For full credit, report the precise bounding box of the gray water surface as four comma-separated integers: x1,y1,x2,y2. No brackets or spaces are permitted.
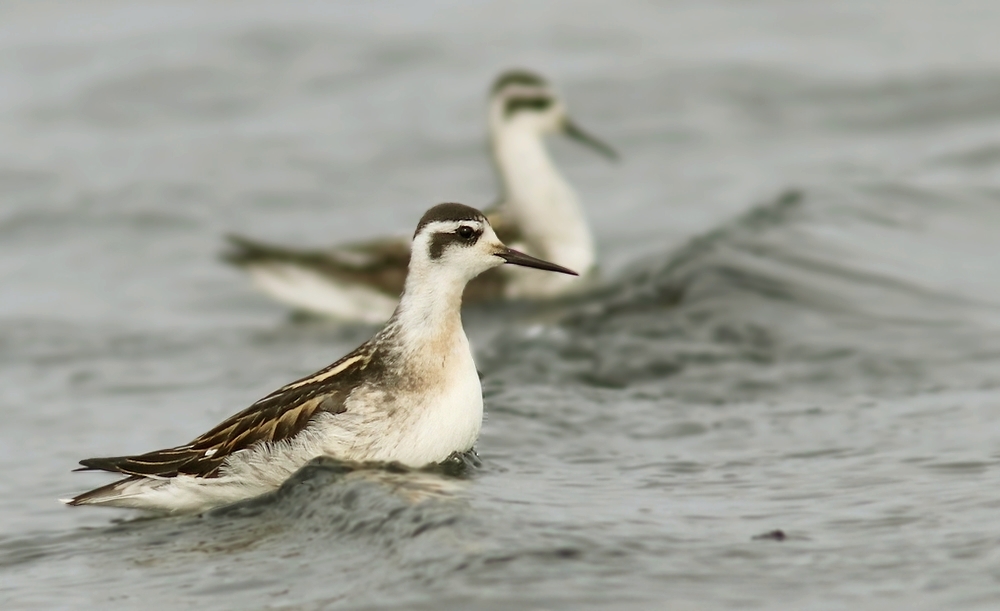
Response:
2,2,1000,609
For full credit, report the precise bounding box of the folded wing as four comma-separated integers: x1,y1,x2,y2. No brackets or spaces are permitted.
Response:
77,345,375,479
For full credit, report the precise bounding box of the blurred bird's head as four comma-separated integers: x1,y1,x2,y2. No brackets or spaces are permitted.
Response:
488,69,617,160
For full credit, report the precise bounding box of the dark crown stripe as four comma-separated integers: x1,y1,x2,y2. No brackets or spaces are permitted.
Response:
491,69,548,94
414,203,486,237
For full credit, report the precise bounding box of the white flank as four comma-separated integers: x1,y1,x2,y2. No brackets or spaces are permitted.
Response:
247,264,397,323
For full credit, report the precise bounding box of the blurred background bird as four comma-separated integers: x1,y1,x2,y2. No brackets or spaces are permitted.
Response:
223,69,616,322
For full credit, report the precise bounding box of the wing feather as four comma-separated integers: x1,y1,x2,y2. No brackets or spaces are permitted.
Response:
76,344,377,479
223,234,410,297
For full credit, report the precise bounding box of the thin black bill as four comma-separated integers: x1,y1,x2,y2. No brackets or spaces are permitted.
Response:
563,119,618,160
495,247,579,276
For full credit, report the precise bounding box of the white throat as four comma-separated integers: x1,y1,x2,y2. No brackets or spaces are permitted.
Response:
388,262,469,357
492,126,595,276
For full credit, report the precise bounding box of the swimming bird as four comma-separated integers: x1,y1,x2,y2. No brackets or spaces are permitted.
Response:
223,69,615,322
65,203,577,513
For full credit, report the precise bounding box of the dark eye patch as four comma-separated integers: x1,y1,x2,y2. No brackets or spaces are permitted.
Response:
504,96,553,117
428,226,482,259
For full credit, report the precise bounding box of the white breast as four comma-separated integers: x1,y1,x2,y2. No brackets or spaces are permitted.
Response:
389,342,483,466
314,331,484,467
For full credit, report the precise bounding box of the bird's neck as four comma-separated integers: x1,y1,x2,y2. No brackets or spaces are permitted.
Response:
382,267,470,367
491,128,595,274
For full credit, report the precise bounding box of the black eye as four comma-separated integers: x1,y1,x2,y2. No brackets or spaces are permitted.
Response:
456,226,475,240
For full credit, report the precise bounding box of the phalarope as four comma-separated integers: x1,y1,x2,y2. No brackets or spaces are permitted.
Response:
224,69,615,323
65,203,576,513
